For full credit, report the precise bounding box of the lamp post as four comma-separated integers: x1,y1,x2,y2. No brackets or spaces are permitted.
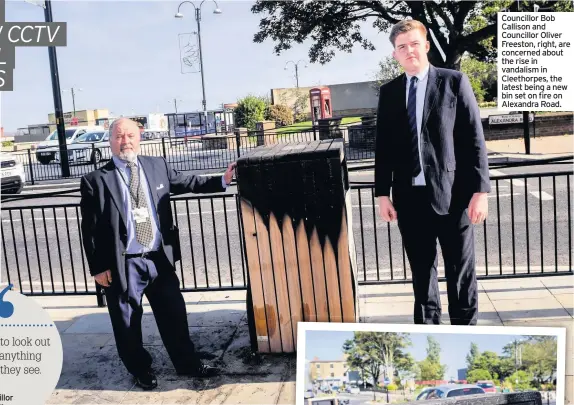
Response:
62,87,82,118
175,1,222,135
284,60,307,88
26,0,70,177
169,98,184,114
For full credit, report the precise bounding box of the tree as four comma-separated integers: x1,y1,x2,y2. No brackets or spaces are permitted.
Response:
343,332,413,397
507,370,534,391
467,369,493,383
252,1,573,70
466,343,480,369
521,336,558,385
373,56,404,95
460,56,497,102
235,95,268,130
416,337,447,381
267,104,294,126
343,339,370,389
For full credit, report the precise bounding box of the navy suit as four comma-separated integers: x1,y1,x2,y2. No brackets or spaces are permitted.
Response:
375,65,490,325
80,156,225,376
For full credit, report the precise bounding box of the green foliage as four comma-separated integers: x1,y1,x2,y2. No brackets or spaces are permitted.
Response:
507,370,534,391
235,95,268,130
373,56,404,94
386,383,398,391
267,104,294,126
467,369,493,383
252,1,572,70
466,343,480,368
343,332,413,388
417,358,445,381
1,141,14,147
415,337,447,381
461,56,497,102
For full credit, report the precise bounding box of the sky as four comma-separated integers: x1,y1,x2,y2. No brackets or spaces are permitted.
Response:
1,0,395,132
304,330,535,380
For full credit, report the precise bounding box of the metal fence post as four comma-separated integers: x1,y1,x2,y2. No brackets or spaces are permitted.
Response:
161,137,167,158
235,130,241,158
313,125,318,141
27,149,35,185
92,143,97,171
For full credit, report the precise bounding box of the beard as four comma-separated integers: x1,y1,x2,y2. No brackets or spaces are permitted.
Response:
118,149,137,162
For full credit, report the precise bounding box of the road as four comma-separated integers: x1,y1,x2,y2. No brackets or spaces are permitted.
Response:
1,163,571,294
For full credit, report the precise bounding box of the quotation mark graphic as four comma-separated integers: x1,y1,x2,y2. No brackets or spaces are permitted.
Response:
0,284,15,318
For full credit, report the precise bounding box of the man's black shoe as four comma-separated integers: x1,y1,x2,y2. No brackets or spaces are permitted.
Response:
134,371,158,390
178,363,221,378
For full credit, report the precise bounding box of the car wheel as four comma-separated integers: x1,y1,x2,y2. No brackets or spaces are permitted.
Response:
38,156,52,165
91,149,102,164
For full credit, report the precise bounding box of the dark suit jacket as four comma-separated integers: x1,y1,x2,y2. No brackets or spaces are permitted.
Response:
80,156,225,293
374,65,491,215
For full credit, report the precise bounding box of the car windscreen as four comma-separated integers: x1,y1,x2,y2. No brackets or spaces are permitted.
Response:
477,383,494,388
75,132,104,142
447,388,484,397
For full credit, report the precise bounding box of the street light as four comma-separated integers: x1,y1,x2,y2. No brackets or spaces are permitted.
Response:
175,0,222,135
169,98,184,114
284,60,307,88
62,87,82,118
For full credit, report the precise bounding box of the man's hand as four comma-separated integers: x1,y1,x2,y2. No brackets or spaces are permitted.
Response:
94,270,112,287
378,196,397,222
224,162,236,186
468,192,488,224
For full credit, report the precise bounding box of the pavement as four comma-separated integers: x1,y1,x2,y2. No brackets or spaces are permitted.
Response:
22,274,573,405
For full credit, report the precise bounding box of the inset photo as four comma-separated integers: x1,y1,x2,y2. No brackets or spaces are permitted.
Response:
296,323,566,405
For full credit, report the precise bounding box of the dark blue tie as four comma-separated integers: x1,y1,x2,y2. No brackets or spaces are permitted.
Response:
407,76,422,177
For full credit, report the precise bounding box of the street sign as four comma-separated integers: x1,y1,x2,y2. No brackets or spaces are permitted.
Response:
489,113,534,125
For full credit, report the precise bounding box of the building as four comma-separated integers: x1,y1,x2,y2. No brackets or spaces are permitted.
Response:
48,109,110,132
309,356,350,389
270,81,379,119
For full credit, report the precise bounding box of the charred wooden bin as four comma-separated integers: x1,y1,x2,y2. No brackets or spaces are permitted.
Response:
406,391,542,405
236,139,359,354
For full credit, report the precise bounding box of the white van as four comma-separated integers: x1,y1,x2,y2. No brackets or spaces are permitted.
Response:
36,126,104,165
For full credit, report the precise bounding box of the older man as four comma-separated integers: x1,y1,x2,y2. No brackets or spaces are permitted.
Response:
80,118,235,389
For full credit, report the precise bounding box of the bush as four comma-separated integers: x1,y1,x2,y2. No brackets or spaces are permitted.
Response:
294,112,308,123
2,140,14,147
386,383,398,391
235,95,268,130
267,104,294,127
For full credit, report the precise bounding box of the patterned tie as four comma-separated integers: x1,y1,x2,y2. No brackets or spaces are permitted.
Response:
126,161,154,248
407,76,422,177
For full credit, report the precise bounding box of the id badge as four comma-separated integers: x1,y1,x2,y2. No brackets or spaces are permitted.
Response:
133,207,149,224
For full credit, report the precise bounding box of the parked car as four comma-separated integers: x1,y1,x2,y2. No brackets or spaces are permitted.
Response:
1,153,26,194
55,130,110,164
417,384,485,400
304,390,314,399
476,380,497,393
349,387,360,394
35,126,104,164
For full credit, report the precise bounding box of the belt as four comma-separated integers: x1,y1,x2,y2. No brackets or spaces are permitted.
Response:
124,250,160,260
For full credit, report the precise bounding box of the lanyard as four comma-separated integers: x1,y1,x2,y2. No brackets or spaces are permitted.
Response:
116,161,143,207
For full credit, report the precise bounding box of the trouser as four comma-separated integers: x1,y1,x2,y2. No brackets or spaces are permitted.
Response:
104,251,200,377
396,188,478,325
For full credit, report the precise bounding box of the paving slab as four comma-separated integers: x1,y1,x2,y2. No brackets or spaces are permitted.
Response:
492,297,572,322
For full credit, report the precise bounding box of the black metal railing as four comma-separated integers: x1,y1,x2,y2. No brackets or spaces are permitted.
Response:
2,167,572,307
7,124,367,184
353,170,573,283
